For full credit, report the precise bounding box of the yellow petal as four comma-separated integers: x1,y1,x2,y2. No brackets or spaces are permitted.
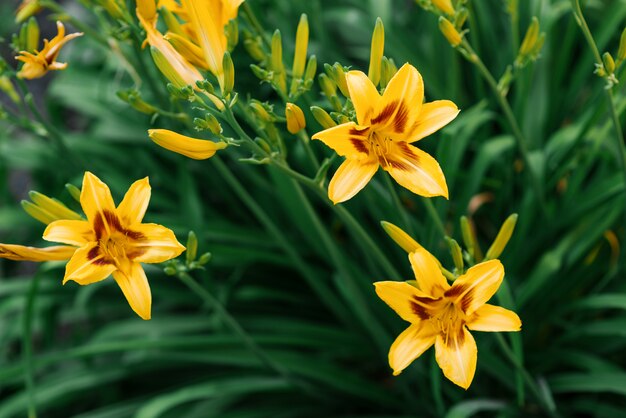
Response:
149,129,227,160
0,244,75,261
126,223,186,263
408,100,459,143
389,323,437,376
117,177,151,225
165,32,209,70
43,220,94,246
221,0,244,24
345,70,380,125
180,0,226,78
467,304,522,332
372,63,424,140
447,260,504,315
409,247,449,297
435,327,477,389
80,172,117,228
328,158,378,204
384,142,448,198
312,122,371,159
374,281,436,323
63,243,116,285
113,262,152,320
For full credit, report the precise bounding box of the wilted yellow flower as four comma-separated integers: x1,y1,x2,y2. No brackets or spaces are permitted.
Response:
16,21,83,79
312,63,459,203
41,172,185,320
285,103,306,134
375,247,521,389
149,129,227,159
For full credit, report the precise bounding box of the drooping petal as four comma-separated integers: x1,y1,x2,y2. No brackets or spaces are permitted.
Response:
0,244,75,261
446,260,504,315
467,304,522,332
63,243,116,285
328,158,378,204
372,63,424,140
345,70,380,125
374,281,437,323
435,327,477,389
384,142,448,198
80,172,117,228
407,100,460,143
43,220,94,246
113,262,152,320
389,323,437,376
409,247,449,297
312,122,371,159
125,223,186,263
117,177,151,225
149,129,227,160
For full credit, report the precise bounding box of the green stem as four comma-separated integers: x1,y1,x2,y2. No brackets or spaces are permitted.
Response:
177,271,317,396
459,41,546,213
23,273,40,418
421,198,447,239
241,2,271,47
297,130,320,173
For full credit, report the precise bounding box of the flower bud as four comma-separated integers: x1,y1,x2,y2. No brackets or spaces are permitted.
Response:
318,73,337,99
292,14,309,80
243,37,266,62
460,216,482,262
225,19,239,51
250,100,273,121
148,129,227,160
310,106,336,129
519,17,539,57
303,55,317,88
603,52,616,75
24,17,40,52
485,214,518,260
432,0,454,15
21,201,56,224
165,33,208,70
65,183,81,202
445,237,464,273
186,231,198,264
438,16,462,47
16,0,42,23
381,221,422,253
222,51,235,95
368,18,385,86
455,8,468,28
618,27,626,62
285,102,306,134
271,29,287,94
160,6,184,37
380,56,397,89
0,76,20,104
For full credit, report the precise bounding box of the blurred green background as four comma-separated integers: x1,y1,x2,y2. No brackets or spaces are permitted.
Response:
1,0,626,417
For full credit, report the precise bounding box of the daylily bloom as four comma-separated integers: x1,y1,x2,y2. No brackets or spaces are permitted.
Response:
42,172,185,320
16,21,83,79
375,247,521,389
312,63,459,204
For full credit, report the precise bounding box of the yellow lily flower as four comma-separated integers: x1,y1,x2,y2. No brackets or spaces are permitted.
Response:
42,172,185,320
375,247,521,389
16,21,83,80
312,63,459,204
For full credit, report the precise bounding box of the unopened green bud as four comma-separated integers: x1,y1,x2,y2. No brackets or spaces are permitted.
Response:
222,51,235,95
368,18,385,86
310,106,337,129
330,63,349,97
445,237,464,273
381,221,422,253
303,55,317,87
618,27,626,62
250,100,273,121
16,0,42,23
186,231,198,264
485,214,518,260
292,14,309,80
65,183,81,202
28,191,82,221
205,113,222,134
21,200,56,224
195,79,215,93
318,73,337,99
0,76,20,104
519,17,539,57
603,52,616,74
460,216,482,262
243,37,266,62
250,64,269,81
160,6,184,36
271,30,286,93
24,17,39,52
197,252,212,265
225,19,239,51
164,266,177,276
455,8,468,29
151,47,185,88
380,56,397,89
439,16,462,47
99,0,125,19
